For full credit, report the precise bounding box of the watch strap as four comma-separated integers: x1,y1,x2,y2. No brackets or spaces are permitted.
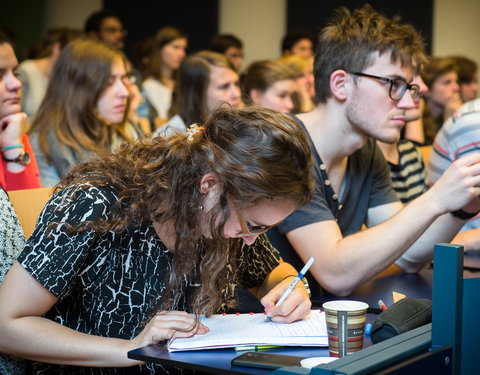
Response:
451,209,479,220
2,150,30,166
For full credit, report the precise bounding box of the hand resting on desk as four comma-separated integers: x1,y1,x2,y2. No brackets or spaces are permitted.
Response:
129,310,210,357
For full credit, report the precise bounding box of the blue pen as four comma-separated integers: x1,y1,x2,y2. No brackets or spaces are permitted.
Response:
365,323,372,337
266,256,315,321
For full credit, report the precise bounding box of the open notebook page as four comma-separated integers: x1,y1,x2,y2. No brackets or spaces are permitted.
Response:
168,309,327,352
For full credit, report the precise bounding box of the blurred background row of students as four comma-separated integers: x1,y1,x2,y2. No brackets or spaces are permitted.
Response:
0,8,478,194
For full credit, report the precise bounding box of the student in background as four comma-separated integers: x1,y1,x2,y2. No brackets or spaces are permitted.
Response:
450,55,478,103
143,27,187,120
0,33,41,191
0,106,314,374
376,74,430,204
427,98,480,251
210,33,244,73
421,57,462,145
17,27,84,121
157,50,242,136
28,39,143,187
267,5,480,297
84,9,126,50
281,30,314,58
242,59,297,113
278,54,315,113
382,76,480,253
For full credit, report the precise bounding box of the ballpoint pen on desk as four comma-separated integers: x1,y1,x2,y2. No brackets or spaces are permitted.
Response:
266,256,315,322
234,345,283,351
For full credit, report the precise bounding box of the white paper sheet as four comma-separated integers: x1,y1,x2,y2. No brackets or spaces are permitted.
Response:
168,310,328,351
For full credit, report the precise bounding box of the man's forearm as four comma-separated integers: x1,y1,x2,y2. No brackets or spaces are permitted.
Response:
395,212,464,272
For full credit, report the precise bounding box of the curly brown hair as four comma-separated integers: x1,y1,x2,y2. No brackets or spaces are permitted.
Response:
58,106,314,315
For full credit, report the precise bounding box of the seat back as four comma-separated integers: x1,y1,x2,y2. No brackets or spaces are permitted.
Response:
8,187,53,239
419,145,433,166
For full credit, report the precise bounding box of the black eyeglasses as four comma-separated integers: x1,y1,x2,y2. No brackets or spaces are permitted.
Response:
349,72,420,101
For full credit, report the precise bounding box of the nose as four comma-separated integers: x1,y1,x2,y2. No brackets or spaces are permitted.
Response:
241,234,259,246
397,89,416,109
453,81,460,93
116,78,129,97
230,86,241,103
179,48,186,60
414,75,429,96
6,72,21,91
284,97,294,113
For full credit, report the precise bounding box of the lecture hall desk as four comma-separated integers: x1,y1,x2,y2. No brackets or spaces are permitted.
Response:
129,254,480,374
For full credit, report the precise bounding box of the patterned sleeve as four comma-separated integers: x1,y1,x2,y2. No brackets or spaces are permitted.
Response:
236,234,281,288
0,189,25,283
17,186,117,299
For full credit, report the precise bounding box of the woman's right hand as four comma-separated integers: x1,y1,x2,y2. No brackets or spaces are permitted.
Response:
128,310,209,352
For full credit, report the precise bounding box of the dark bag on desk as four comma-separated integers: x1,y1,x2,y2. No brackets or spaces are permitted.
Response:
370,298,432,344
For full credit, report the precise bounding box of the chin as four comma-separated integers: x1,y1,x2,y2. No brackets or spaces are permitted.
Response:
0,105,21,118
379,133,401,144
107,115,125,124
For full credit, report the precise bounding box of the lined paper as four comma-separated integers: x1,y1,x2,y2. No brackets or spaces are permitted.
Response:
168,310,327,351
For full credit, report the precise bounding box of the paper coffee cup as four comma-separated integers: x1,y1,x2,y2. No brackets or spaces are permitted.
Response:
322,300,368,357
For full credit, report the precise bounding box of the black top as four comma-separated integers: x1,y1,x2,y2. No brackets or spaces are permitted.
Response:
18,185,280,374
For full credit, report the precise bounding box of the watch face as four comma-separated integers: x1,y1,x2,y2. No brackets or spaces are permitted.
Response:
2,151,30,166
19,151,30,166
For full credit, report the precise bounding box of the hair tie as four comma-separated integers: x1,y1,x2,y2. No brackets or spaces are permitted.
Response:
186,123,204,142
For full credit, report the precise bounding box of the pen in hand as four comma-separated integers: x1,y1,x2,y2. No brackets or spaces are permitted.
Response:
266,256,315,321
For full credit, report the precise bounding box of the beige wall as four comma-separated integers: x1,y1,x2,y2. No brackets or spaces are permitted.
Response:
433,0,480,96
218,0,287,68
43,0,480,87
44,0,101,29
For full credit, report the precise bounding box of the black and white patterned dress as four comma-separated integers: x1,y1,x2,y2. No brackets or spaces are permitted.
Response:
17,185,280,374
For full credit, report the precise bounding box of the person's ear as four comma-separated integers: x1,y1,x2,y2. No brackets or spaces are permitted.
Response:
199,172,222,195
250,89,263,105
330,69,349,101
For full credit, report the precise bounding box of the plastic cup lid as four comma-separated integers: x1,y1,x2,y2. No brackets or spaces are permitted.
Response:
322,300,369,312
300,356,338,368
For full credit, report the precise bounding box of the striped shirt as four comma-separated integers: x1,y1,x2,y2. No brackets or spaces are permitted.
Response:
427,98,480,230
388,140,428,204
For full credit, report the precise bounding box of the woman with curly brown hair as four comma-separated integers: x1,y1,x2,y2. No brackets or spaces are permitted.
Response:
0,106,314,374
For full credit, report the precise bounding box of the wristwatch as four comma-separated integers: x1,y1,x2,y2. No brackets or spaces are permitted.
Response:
451,209,479,220
2,150,31,166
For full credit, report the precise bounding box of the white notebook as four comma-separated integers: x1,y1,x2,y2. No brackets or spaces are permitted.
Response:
168,310,328,352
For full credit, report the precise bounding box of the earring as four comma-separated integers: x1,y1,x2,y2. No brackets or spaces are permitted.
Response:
199,193,206,211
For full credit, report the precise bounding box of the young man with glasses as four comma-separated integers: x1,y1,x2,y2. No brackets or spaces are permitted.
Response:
267,5,480,297
84,10,126,50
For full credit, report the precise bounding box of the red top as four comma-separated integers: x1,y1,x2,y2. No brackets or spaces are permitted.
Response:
0,134,41,191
